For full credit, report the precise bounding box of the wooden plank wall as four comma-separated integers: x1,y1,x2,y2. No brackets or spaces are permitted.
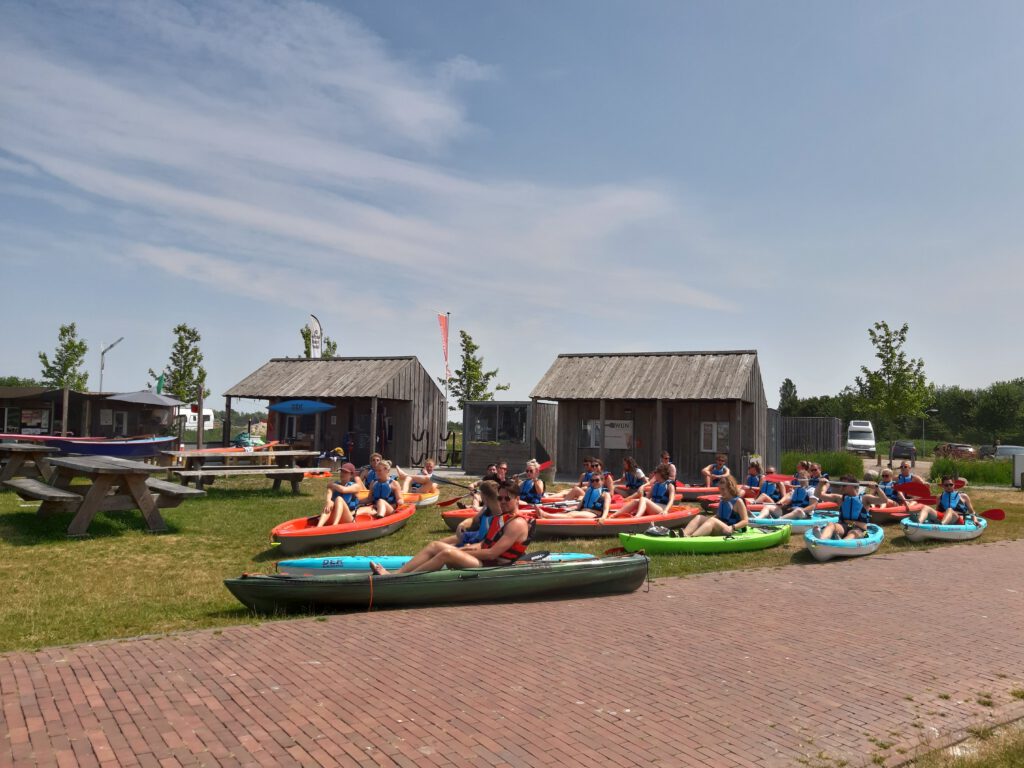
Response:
765,409,782,471
781,416,842,452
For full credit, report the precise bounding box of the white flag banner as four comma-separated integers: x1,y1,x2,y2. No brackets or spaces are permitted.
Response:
309,314,323,359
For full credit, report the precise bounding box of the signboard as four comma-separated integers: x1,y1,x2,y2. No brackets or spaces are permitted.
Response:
603,420,633,450
100,409,113,426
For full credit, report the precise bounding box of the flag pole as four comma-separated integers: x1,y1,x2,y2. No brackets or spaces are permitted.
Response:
444,312,450,418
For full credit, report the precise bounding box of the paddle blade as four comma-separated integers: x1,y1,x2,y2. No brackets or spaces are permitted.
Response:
981,509,1005,521
537,460,553,472
438,494,469,508
764,473,793,483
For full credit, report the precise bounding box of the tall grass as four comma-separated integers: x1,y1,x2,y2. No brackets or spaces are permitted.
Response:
780,451,864,478
915,726,1024,768
930,458,1016,485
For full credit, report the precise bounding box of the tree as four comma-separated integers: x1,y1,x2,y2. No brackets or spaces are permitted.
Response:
149,324,209,402
778,378,799,415
0,375,44,387
974,380,1024,444
438,330,509,411
299,326,338,359
853,321,929,440
38,323,89,390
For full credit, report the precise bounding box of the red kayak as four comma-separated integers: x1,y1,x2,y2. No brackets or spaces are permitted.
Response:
867,503,924,525
271,504,416,555
441,505,701,538
674,484,721,502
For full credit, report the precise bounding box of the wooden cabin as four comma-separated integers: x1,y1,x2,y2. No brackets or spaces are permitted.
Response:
0,387,165,438
529,350,768,482
223,357,445,467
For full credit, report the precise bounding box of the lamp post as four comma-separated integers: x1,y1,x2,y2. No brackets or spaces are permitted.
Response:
922,407,938,457
99,337,124,393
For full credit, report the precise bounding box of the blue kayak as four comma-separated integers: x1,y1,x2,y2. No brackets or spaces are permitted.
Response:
804,523,884,562
277,552,595,577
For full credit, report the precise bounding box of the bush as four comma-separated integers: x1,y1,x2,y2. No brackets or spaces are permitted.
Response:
780,451,864,478
929,457,1015,485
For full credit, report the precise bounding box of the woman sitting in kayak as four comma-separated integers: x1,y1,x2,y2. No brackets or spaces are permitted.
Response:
538,472,611,519
549,457,597,502
741,460,763,496
363,460,403,519
518,459,546,506
317,462,365,527
755,471,817,519
681,475,748,537
700,454,731,486
614,463,675,518
875,468,911,508
751,466,785,505
915,476,981,526
815,476,887,540
614,456,646,496
370,480,532,574
396,457,437,495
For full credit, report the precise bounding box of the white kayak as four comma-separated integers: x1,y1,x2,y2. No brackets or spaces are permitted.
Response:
804,524,884,562
900,517,987,543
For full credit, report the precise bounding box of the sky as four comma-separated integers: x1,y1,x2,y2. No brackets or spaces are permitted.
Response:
2,0,1022,411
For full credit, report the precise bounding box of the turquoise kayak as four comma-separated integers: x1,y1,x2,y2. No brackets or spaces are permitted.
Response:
804,523,884,562
277,552,595,577
901,517,986,542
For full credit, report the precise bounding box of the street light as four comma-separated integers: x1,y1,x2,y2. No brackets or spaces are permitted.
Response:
99,337,124,393
922,407,938,456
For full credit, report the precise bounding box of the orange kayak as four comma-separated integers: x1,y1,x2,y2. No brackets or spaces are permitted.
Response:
271,504,416,555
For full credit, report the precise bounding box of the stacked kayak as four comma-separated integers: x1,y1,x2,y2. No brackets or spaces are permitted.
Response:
901,517,987,543
225,552,650,612
867,503,923,525
403,490,440,507
674,484,721,502
804,524,884,562
441,505,700,538
271,504,416,555
277,552,595,576
619,525,791,554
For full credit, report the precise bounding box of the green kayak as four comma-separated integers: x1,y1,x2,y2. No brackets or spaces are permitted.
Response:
225,553,649,613
618,525,791,554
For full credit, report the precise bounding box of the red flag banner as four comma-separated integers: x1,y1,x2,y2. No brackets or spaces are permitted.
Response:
437,313,450,378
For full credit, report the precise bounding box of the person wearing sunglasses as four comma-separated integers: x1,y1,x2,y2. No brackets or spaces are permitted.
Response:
915,476,980,526
755,470,817,520
875,468,911,508
538,472,611,519
894,462,926,486
370,480,532,575
815,476,887,540
613,463,676,518
700,454,731,487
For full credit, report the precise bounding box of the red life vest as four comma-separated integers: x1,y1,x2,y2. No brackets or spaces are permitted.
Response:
482,512,534,563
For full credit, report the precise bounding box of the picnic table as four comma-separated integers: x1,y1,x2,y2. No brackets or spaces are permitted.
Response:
0,443,58,483
162,449,320,493
2,455,205,537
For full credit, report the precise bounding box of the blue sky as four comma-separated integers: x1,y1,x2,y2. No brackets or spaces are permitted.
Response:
2,0,1022,410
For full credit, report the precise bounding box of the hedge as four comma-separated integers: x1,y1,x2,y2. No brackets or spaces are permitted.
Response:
929,458,1015,486
780,451,864,478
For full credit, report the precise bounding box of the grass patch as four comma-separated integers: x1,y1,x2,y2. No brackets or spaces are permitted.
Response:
917,726,1024,768
930,457,1015,485
1010,689,1024,700
781,451,864,478
977,693,995,707
1,476,1022,651
939,693,952,700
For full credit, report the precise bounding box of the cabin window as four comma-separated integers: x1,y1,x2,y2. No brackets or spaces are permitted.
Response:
700,421,730,453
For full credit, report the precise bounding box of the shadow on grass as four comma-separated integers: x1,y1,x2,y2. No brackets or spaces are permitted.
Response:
0,510,181,545
199,486,315,502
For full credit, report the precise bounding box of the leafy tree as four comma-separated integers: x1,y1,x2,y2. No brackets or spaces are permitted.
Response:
853,321,929,440
929,384,977,441
974,380,1024,444
0,375,44,387
778,378,799,415
299,325,337,359
38,323,89,389
149,324,209,402
438,330,509,411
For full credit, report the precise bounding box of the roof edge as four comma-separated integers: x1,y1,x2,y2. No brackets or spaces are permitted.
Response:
555,350,757,359
268,356,415,362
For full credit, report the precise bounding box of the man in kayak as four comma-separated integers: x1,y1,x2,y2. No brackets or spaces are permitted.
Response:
660,451,678,483
815,476,887,540
370,480,532,574
915,476,981,526
700,454,731,486
681,475,748,537
317,462,365,527
894,462,927,487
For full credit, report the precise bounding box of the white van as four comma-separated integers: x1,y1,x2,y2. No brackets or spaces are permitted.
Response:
174,406,215,430
846,420,876,455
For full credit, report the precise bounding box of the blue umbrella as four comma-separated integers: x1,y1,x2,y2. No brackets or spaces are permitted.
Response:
268,399,335,415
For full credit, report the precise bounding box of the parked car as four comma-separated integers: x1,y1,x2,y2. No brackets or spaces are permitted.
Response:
986,445,1024,460
889,439,917,466
933,443,976,460
846,420,876,456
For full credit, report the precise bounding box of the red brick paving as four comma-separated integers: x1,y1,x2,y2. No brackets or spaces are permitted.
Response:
3,540,1024,767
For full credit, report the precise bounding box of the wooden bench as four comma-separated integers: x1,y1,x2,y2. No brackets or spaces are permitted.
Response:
3,478,83,508
172,467,308,493
145,477,207,499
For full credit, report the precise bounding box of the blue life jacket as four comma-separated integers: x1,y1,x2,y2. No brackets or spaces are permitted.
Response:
808,476,826,489
745,473,761,489
839,495,869,523
582,486,606,512
459,511,492,546
520,478,543,504
625,470,645,491
711,464,728,477
330,480,361,511
649,480,671,505
938,491,967,514
580,470,593,485
789,486,811,508
371,478,396,505
717,497,742,526
759,480,781,502
895,473,914,485
878,480,899,501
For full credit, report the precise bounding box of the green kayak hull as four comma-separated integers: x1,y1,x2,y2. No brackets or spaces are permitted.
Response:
225,553,649,613
618,525,791,554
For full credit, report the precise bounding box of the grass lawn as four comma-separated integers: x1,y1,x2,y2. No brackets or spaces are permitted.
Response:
1,476,1022,653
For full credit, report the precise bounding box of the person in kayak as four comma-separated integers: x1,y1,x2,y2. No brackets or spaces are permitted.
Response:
395,457,437,495
370,480,532,574
755,471,817,519
614,463,676,518
614,456,647,496
915,476,981,525
741,460,763,496
538,472,612,519
518,459,546,505
460,463,499,510
701,454,731,486
894,462,927,486
550,457,597,502
875,468,912,508
360,453,383,487
660,451,678,483
751,465,785,505
681,475,748,537
317,462,365,527
807,463,830,497
815,476,887,539
446,476,505,546
364,459,403,518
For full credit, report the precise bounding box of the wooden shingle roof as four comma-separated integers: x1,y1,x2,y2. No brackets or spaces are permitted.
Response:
224,357,439,400
529,351,760,401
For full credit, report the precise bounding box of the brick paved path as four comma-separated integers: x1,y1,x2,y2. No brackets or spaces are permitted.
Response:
3,541,1024,768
